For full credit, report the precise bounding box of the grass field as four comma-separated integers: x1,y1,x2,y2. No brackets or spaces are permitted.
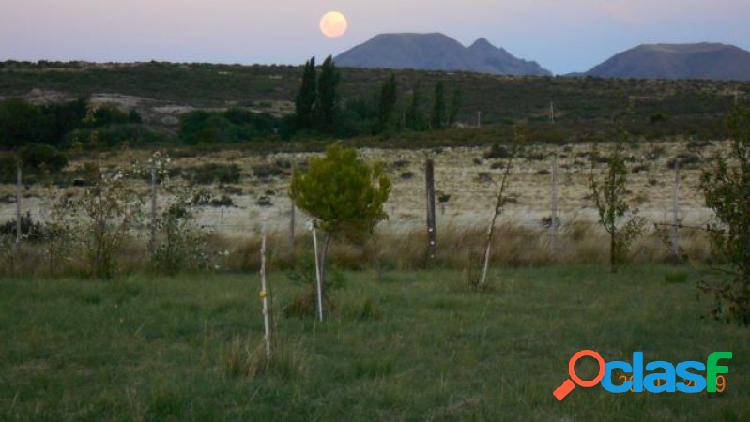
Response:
1,266,747,420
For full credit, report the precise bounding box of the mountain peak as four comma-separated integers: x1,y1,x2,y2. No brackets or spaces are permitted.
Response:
334,33,551,77
469,38,495,50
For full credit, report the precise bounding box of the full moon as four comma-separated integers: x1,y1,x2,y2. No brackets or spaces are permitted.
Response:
320,11,348,38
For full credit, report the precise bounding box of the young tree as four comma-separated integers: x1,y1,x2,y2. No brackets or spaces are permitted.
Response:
316,55,340,134
289,145,391,319
699,106,750,323
476,126,523,289
590,131,646,273
295,57,317,130
431,81,446,130
448,87,462,127
376,73,398,133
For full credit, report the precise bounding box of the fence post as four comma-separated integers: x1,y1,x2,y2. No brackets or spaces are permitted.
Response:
425,159,437,261
671,161,681,259
15,160,22,248
289,200,296,264
549,153,560,256
149,165,157,255
550,101,555,123
259,222,271,358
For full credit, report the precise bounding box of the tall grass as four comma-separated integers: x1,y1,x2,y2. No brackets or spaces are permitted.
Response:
0,221,712,279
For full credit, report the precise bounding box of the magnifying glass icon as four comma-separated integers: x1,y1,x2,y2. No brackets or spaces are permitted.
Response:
553,350,606,401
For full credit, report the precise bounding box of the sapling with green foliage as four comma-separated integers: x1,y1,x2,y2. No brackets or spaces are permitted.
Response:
289,145,390,319
699,106,750,324
590,130,646,273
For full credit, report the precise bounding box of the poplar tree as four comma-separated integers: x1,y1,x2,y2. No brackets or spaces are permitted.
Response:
316,55,339,134
295,57,317,130
448,88,462,127
431,81,446,130
376,73,398,133
406,87,424,131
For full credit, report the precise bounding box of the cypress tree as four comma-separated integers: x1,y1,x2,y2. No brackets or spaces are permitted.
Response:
316,55,340,134
406,87,424,131
295,57,317,129
431,81,446,130
448,87,462,127
377,73,398,133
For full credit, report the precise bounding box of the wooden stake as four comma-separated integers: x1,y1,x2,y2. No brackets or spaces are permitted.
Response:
671,161,681,259
149,166,157,254
259,223,271,358
289,201,296,264
15,160,22,248
425,159,437,261
477,111,482,128
312,226,324,321
550,101,555,123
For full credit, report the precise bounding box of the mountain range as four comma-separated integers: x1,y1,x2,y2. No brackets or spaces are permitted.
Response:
334,33,750,82
334,33,551,77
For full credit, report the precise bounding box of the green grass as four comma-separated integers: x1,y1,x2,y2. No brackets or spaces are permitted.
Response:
1,266,748,420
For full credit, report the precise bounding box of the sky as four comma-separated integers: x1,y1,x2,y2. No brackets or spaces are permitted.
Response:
1,0,749,74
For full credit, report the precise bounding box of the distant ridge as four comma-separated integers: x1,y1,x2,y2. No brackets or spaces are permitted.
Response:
584,43,750,81
334,33,551,77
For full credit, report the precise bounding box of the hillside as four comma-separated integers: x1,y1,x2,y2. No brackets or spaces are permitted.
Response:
1,61,746,137
585,43,750,81
334,33,551,76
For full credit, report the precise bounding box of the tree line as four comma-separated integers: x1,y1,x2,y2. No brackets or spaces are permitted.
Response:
292,56,462,138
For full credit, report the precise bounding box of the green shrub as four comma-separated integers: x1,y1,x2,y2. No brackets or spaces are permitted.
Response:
19,143,68,173
66,125,166,148
665,271,689,284
182,163,241,185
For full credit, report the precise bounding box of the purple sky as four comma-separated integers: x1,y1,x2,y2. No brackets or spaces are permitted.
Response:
1,0,748,74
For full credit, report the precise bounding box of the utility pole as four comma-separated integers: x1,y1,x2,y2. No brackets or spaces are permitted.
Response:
477,111,482,129
425,159,437,261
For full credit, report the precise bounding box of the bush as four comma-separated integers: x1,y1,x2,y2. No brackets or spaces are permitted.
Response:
19,143,68,173
0,212,46,242
183,163,241,185
65,125,167,148
179,109,280,144
151,201,209,276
